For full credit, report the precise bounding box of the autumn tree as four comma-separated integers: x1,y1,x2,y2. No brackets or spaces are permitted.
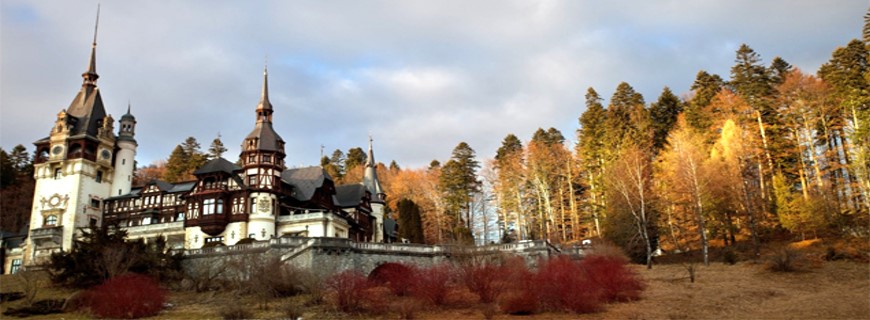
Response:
657,119,712,265
604,145,656,269
164,137,208,182
819,39,870,213
494,134,527,241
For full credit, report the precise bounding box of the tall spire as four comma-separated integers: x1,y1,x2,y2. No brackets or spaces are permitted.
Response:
82,4,100,86
255,64,273,122
363,136,385,201
366,135,376,167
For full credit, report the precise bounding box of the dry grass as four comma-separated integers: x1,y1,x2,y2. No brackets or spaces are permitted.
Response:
2,253,867,319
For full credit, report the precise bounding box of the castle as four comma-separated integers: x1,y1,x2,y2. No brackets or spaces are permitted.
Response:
2,18,393,274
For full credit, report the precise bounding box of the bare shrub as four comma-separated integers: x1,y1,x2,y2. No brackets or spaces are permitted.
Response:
81,273,166,319
219,304,253,320
325,270,372,312
767,247,800,272
456,262,504,303
369,262,416,296
282,302,303,320
13,270,45,307
409,263,452,306
391,297,424,320
182,258,227,292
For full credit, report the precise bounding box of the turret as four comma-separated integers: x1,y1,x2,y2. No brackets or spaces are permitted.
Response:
111,103,137,196
363,137,386,242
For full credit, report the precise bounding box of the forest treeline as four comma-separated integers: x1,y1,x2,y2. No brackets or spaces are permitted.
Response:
374,39,870,264
2,38,867,265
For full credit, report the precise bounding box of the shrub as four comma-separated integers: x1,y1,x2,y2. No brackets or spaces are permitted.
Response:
361,286,392,315
219,304,253,320
325,270,372,312
369,262,416,296
535,256,602,313
481,303,498,320
457,263,504,303
723,247,739,265
282,302,303,320
580,254,645,302
767,248,799,272
391,297,424,320
498,289,538,315
82,273,166,319
409,264,453,306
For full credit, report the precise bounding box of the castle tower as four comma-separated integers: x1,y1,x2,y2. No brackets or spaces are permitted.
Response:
239,66,285,241
363,137,386,242
111,103,137,197
26,9,119,263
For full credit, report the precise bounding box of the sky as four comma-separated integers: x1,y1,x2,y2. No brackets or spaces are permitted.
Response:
1,1,866,169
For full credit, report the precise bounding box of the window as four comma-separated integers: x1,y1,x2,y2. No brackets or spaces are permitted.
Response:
248,154,256,163
263,155,272,163
205,236,224,243
90,199,100,208
95,170,103,183
10,259,21,274
54,168,62,180
248,175,257,186
176,212,184,221
250,198,257,213
118,189,122,196
122,159,126,165
203,199,215,215
45,215,58,226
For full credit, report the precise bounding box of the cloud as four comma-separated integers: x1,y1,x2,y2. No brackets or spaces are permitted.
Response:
1,0,865,170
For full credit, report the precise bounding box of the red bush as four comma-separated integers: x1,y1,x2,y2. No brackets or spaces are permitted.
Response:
535,256,602,313
579,255,645,302
325,270,372,312
410,264,453,306
368,262,416,296
458,263,506,303
82,273,166,319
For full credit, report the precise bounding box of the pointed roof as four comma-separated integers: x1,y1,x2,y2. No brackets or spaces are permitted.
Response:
257,66,273,113
120,103,135,121
363,136,385,201
243,66,284,152
64,7,106,138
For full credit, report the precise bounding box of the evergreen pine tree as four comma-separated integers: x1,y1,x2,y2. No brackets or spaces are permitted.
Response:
649,86,684,153
397,198,424,243
208,135,228,159
685,70,725,134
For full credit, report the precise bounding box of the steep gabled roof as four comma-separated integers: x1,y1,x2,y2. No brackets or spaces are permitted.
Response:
281,166,333,201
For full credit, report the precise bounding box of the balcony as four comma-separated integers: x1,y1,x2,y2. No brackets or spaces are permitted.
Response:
30,226,63,247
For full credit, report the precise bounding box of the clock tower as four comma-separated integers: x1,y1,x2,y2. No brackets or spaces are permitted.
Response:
25,11,136,265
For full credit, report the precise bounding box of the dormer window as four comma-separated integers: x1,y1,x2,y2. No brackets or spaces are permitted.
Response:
45,215,58,226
